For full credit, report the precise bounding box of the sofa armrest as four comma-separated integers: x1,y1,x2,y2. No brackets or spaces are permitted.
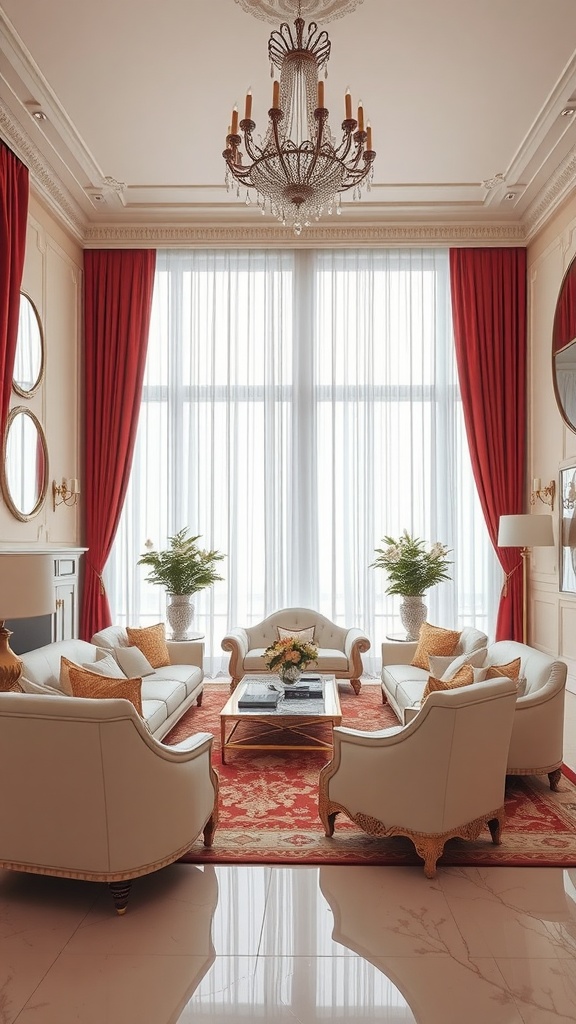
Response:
167,640,204,669
221,627,249,657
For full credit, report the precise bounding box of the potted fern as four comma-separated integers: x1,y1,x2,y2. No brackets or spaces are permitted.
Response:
138,529,225,640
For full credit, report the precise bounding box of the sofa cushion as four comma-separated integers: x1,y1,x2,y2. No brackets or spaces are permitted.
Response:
20,676,65,697
435,648,488,680
486,657,522,682
277,626,315,643
114,645,155,678
152,664,202,697
244,647,348,672
67,666,143,715
142,698,168,733
411,623,461,670
126,623,170,668
141,678,187,716
421,663,474,703
81,653,126,679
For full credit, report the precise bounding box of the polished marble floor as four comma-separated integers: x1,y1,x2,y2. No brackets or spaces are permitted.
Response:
2,689,576,1024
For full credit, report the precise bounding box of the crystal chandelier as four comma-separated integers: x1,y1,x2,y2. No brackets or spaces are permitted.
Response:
223,3,375,233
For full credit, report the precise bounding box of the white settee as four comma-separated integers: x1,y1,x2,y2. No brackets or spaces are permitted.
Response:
381,635,567,789
0,688,218,913
221,607,371,694
20,632,204,740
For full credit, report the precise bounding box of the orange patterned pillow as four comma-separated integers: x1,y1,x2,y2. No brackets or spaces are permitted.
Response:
411,623,461,671
485,657,521,681
68,666,143,715
126,622,170,668
421,663,474,703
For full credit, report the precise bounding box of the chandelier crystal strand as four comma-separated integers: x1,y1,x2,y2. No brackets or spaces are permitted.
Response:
223,8,375,232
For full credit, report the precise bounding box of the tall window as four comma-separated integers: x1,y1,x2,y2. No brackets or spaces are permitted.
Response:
107,248,500,674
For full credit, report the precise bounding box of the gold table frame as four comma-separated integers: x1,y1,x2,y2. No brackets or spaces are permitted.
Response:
219,675,342,763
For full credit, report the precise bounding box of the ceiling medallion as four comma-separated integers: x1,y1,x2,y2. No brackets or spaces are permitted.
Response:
224,3,375,233
234,0,365,25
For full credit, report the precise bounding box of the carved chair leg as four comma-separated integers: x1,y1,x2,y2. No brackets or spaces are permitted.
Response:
203,811,217,847
323,811,337,837
413,837,444,878
109,880,132,915
229,676,241,693
350,678,361,695
548,768,562,791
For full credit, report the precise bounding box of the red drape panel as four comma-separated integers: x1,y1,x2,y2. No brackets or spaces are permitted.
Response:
80,249,156,640
449,247,527,641
0,142,29,436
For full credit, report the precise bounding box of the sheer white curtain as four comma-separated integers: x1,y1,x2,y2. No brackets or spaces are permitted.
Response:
107,247,500,675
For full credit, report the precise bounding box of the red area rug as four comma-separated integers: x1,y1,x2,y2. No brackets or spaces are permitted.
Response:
166,683,576,868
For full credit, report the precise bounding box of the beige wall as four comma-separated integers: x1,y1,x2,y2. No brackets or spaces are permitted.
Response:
0,194,83,547
528,191,576,693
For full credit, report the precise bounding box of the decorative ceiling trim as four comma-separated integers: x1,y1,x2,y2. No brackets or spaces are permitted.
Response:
0,102,85,241
523,146,576,241
83,221,526,248
233,0,365,24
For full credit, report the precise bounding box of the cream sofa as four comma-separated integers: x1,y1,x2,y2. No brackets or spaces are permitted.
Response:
20,633,204,740
381,635,567,789
221,607,371,693
0,688,218,913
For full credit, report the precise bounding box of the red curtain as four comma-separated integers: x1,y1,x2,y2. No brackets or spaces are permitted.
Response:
0,142,29,436
449,247,527,641
80,249,156,640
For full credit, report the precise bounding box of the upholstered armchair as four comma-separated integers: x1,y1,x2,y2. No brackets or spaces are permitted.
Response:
0,691,219,913
319,676,518,877
221,607,371,693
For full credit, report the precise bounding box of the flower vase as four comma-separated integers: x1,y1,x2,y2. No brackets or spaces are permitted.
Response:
399,595,427,641
278,664,303,685
166,594,195,641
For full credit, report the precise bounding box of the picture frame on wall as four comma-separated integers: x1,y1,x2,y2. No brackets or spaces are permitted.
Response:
560,458,576,593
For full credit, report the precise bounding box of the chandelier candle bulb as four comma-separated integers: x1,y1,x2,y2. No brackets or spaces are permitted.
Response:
244,89,252,121
357,101,364,131
345,89,352,119
272,79,280,108
317,79,325,108
231,105,239,135
366,121,372,150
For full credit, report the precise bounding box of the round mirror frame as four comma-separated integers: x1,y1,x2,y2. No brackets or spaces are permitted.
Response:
12,292,45,398
1,406,49,522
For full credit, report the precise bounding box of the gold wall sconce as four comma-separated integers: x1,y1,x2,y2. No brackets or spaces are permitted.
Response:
52,477,80,510
530,478,555,511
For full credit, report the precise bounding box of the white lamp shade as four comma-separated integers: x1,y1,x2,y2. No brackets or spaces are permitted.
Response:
0,553,55,620
498,514,554,548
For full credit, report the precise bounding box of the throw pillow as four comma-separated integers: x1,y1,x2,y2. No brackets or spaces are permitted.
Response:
114,645,155,678
126,623,170,668
437,648,488,681
277,626,315,643
67,666,143,716
59,656,79,696
485,657,522,682
81,653,126,679
411,623,461,671
421,663,474,703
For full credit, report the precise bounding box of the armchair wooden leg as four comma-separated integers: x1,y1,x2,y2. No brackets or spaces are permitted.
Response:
229,677,241,693
548,768,562,791
203,811,217,847
109,880,132,915
196,691,203,706
413,837,444,878
350,678,361,695
487,816,502,845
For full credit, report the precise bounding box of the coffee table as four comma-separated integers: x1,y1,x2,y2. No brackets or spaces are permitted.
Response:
219,674,342,763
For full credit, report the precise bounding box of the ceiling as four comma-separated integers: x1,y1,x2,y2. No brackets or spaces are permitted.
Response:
2,0,576,245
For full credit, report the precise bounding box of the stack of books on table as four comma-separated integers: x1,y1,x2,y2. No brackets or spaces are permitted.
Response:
238,684,282,710
283,676,323,700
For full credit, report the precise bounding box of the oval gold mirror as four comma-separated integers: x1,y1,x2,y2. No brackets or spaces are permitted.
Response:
12,292,44,398
1,407,49,521
553,257,576,433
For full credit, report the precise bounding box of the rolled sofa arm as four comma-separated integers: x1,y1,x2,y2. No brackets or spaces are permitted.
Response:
167,640,204,668
344,628,371,659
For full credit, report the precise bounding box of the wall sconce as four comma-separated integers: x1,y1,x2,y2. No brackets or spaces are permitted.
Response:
530,478,555,511
52,477,80,510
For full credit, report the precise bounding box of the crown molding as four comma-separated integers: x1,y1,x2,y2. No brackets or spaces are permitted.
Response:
523,147,576,241
0,103,85,241
83,221,527,248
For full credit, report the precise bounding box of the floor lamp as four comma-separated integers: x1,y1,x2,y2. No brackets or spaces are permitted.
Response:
0,553,55,690
497,514,555,644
